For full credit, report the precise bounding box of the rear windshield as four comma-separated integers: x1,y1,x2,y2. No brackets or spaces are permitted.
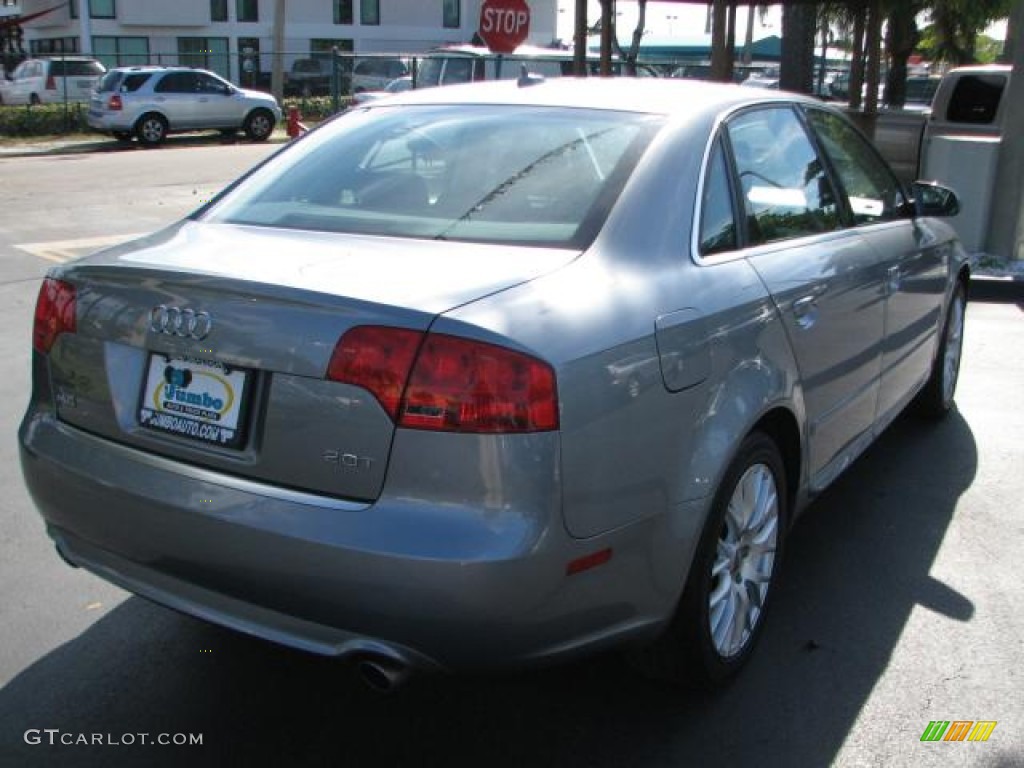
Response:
206,105,661,248
49,60,105,77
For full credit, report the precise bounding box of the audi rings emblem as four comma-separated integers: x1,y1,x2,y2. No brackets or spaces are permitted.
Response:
149,305,213,340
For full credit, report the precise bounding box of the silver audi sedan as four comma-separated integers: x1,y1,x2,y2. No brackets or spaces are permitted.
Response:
20,77,968,691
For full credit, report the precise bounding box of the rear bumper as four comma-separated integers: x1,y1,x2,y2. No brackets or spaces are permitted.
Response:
20,411,683,671
87,110,132,132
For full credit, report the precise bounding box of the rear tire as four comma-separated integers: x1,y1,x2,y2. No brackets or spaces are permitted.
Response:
915,281,966,419
29,93,41,106
243,109,274,142
135,113,168,147
630,431,787,688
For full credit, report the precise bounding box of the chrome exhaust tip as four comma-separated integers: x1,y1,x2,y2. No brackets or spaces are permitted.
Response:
357,656,411,693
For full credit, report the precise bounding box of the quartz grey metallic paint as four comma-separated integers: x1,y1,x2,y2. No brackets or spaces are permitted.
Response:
20,79,969,678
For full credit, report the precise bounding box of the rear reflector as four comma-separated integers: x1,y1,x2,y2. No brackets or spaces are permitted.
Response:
33,278,76,354
327,326,559,433
567,548,613,576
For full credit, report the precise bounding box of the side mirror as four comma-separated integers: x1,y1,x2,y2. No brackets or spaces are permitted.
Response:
910,181,960,218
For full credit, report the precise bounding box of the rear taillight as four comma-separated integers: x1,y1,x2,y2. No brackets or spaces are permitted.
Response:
327,326,559,433
326,326,422,420
33,278,76,354
45,75,56,91
107,93,123,111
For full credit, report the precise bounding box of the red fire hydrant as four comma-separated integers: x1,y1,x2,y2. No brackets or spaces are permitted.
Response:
286,106,307,139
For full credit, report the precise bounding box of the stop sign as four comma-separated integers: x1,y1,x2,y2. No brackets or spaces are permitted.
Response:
478,0,531,55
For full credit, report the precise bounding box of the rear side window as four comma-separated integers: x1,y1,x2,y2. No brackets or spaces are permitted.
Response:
727,107,839,244
155,72,199,93
946,74,1006,124
121,73,153,92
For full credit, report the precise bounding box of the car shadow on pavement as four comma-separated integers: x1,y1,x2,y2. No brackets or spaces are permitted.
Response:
0,409,981,768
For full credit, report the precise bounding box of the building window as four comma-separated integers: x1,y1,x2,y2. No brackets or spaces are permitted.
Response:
236,0,258,23
69,0,116,18
92,0,116,17
29,38,81,56
443,0,460,29
178,37,230,80
333,0,353,25
92,36,149,69
211,0,228,22
361,0,380,25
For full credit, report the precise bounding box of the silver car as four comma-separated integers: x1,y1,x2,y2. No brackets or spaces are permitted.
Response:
88,66,281,146
21,78,968,691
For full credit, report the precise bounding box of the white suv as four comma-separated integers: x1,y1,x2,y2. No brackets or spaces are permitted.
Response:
0,57,106,105
88,66,282,146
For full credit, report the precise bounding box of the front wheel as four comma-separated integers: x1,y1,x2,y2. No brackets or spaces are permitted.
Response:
915,281,966,418
630,431,787,688
243,109,274,142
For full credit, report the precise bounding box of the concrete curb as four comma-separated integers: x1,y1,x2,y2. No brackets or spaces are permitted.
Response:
0,131,292,159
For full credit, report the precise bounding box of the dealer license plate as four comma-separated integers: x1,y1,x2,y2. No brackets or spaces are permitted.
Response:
138,355,249,448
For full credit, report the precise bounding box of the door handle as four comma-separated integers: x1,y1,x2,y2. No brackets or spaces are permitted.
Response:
887,265,901,295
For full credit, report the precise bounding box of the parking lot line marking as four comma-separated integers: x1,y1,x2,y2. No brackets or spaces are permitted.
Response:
15,233,147,263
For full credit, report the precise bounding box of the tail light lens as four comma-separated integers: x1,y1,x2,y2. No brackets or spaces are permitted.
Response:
108,94,123,111
327,326,559,433
45,75,56,91
33,278,76,354
326,326,422,421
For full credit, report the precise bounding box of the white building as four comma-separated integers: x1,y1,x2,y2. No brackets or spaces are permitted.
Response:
18,0,558,84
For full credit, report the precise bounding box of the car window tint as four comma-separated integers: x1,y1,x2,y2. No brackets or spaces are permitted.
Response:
946,74,1006,124
197,73,228,93
442,58,473,84
805,108,905,224
209,105,662,249
155,72,198,93
727,107,839,245
121,73,152,92
699,139,737,256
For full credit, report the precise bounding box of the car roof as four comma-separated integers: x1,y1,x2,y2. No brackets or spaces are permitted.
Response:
373,77,812,118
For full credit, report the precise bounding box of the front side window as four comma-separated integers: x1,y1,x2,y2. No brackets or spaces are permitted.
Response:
726,107,839,245
699,139,737,257
443,0,460,29
361,0,380,25
207,106,662,248
334,0,353,24
804,108,905,224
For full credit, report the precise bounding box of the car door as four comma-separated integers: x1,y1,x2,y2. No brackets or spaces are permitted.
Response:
194,72,240,128
803,107,947,425
726,105,888,488
152,71,201,129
